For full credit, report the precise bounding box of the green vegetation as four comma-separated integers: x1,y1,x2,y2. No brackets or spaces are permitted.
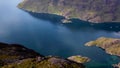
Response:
68,55,90,63
0,42,40,66
85,37,120,56
0,42,86,68
18,0,120,23
2,57,84,68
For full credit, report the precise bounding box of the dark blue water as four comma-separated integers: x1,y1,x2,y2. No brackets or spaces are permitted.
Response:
0,0,120,68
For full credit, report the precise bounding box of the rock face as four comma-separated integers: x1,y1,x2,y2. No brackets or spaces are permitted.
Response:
113,62,120,68
0,42,86,68
85,37,120,56
18,0,120,23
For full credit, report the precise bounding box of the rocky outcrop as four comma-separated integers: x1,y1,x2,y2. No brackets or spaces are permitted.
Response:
67,55,90,63
85,37,120,56
0,42,88,68
113,63,120,68
18,0,120,23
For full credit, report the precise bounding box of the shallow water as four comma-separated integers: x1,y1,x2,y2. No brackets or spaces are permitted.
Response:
0,0,120,68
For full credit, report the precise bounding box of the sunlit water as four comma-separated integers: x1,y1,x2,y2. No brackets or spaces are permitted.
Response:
0,0,120,68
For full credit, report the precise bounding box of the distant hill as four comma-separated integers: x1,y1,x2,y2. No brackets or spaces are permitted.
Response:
18,0,120,23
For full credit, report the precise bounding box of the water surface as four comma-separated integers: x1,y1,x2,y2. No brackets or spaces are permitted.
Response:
0,0,120,68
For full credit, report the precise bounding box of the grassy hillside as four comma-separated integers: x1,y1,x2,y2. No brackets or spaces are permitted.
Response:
18,0,120,23
85,37,120,56
2,57,85,68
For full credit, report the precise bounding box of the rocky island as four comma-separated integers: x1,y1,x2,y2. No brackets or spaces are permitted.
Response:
18,0,120,23
0,42,89,68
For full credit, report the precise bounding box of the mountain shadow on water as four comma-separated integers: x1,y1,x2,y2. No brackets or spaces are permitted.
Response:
27,11,120,32
27,11,65,23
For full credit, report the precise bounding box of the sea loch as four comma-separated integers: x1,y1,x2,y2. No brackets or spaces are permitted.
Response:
0,0,120,68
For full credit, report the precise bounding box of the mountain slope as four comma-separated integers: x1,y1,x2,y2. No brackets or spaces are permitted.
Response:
0,42,88,68
18,0,120,23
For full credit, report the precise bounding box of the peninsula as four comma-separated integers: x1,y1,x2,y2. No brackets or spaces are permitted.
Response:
85,37,120,68
85,37,120,56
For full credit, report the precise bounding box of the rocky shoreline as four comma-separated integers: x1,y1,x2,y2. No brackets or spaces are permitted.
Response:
85,37,120,56
18,0,120,23
0,42,89,68
0,38,120,68
85,37,120,68
113,63,120,68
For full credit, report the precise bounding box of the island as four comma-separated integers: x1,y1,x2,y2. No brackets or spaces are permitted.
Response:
0,42,89,68
18,0,120,23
